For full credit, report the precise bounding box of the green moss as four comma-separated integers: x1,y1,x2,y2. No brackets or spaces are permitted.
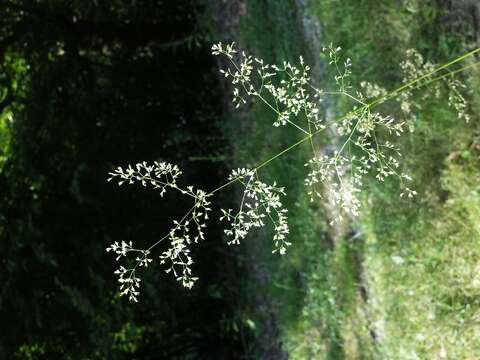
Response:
221,0,479,358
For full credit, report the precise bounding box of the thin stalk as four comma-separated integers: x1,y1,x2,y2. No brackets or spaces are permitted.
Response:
209,49,479,195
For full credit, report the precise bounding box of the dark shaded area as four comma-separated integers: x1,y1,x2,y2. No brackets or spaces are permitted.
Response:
0,1,242,358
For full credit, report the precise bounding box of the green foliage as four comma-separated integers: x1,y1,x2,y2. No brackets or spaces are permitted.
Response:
0,111,11,170
220,0,479,358
16,343,46,360
111,322,144,354
282,0,480,358
214,1,324,356
0,1,241,358
361,67,480,358
2,0,477,358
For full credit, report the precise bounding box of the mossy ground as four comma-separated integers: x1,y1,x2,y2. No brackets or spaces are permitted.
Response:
218,0,480,358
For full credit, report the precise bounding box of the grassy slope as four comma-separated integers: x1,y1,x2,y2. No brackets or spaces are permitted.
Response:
220,0,479,358
286,0,480,359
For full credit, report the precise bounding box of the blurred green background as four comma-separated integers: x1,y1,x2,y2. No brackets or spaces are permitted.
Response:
0,0,479,359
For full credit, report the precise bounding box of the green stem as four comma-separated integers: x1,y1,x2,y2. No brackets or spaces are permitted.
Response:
209,48,479,195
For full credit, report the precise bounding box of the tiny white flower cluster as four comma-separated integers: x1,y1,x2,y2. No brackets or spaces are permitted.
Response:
447,77,470,123
337,108,405,138
401,49,436,83
305,154,361,217
400,187,418,198
305,105,412,221
324,43,352,92
106,241,151,302
214,42,419,222
114,267,141,302
359,81,388,100
107,161,181,197
220,168,290,255
212,42,322,133
211,42,236,58
159,188,211,289
213,42,252,108
105,43,472,303
399,49,469,123
106,162,211,300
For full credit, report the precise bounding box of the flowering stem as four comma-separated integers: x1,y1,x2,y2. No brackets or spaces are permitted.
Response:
209,48,479,196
